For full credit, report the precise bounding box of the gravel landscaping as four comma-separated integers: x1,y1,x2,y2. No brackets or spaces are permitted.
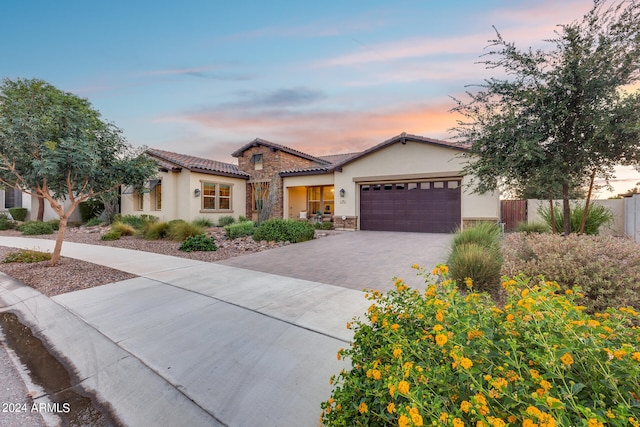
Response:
0,225,297,297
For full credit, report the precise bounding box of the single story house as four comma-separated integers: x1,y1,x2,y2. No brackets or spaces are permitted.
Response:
120,133,500,232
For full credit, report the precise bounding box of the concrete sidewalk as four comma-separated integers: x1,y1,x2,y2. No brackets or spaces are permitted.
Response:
0,237,371,426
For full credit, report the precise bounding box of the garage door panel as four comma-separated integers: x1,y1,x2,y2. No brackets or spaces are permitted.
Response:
360,180,460,233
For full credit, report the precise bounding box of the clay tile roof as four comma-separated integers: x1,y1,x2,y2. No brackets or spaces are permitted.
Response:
317,152,362,165
146,148,250,179
231,138,331,165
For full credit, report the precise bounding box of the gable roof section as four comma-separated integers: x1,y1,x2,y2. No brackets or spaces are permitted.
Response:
231,138,332,165
146,148,250,179
279,133,469,177
318,152,362,164
337,133,469,166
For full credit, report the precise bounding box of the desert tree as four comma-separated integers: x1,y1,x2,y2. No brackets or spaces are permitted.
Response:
0,78,157,265
453,0,640,235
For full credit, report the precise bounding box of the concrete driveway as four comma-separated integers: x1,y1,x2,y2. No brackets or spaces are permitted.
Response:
219,231,454,292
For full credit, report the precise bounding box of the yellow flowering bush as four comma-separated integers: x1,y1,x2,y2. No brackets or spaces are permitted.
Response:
321,265,640,426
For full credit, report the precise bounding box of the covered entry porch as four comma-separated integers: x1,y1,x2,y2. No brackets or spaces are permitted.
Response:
286,185,335,222
283,174,336,222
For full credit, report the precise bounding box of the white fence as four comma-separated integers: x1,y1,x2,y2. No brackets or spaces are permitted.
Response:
625,194,640,243
526,198,626,237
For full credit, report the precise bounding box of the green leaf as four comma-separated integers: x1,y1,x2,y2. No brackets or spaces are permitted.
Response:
571,382,586,395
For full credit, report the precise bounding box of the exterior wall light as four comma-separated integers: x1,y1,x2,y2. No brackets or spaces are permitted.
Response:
194,188,201,197
339,188,345,198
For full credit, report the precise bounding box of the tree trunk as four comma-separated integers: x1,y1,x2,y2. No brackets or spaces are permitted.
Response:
37,197,45,221
562,182,571,236
50,216,67,266
578,170,596,236
549,193,557,234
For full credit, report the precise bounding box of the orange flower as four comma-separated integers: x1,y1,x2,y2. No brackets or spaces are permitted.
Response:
560,353,574,366
467,329,483,340
435,334,448,346
358,402,368,414
460,357,473,369
389,384,396,398
398,380,410,394
613,349,627,360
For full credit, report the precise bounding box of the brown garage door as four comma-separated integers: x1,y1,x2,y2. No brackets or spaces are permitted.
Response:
360,180,461,233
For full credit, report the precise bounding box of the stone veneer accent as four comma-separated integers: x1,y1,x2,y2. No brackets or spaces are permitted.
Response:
333,216,358,231
237,146,321,220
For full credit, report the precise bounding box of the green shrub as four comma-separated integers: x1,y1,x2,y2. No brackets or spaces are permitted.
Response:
3,248,52,263
19,221,54,235
8,207,27,221
322,266,640,426
502,233,640,312
192,217,214,228
314,221,334,230
178,234,217,252
47,219,60,231
110,222,136,236
514,221,549,234
447,242,503,295
238,215,248,223
225,221,255,239
143,221,170,240
0,214,16,230
85,217,103,227
78,199,104,223
101,230,121,241
167,221,204,241
252,218,315,243
217,215,236,227
538,202,614,235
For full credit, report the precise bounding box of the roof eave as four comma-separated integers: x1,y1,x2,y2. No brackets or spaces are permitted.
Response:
279,168,334,177
190,167,250,179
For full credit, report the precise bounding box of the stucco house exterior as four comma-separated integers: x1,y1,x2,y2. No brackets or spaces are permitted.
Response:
120,133,500,232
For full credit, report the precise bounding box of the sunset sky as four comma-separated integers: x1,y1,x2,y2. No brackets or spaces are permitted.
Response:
2,0,639,196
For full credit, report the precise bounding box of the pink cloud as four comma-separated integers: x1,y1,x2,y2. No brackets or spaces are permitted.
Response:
312,34,486,68
154,101,460,157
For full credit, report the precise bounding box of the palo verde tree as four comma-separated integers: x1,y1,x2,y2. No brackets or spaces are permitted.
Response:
453,0,640,235
0,78,158,265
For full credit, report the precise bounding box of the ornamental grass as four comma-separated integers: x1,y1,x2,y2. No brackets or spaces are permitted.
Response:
321,266,640,427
